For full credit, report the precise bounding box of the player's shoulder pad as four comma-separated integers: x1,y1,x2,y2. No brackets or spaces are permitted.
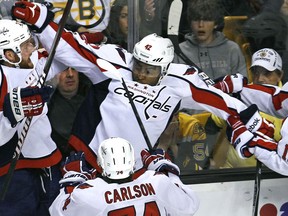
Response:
167,63,198,77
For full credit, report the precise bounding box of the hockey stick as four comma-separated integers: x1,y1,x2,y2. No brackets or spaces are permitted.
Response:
0,0,73,201
96,59,153,151
167,0,215,86
252,159,262,216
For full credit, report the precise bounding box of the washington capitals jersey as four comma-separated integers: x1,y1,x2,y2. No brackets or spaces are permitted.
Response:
0,50,65,175
38,22,249,170
50,171,199,216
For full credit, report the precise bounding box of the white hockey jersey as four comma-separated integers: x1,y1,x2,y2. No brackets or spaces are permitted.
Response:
0,50,65,175
37,22,248,170
49,171,199,216
238,84,288,176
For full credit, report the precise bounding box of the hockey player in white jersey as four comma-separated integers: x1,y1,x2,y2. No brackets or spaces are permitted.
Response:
214,48,288,176
11,1,274,172
50,137,199,215
0,18,68,215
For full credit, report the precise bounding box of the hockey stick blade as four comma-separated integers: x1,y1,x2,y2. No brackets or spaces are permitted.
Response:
96,59,153,150
0,0,73,201
167,0,182,36
167,0,215,86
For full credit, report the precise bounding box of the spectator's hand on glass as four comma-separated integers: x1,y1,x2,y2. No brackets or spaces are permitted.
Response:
144,0,156,21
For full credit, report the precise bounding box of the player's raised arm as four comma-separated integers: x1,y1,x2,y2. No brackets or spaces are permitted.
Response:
11,1,131,84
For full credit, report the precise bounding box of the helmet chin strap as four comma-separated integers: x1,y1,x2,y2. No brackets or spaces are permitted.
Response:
156,65,169,85
157,74,165,85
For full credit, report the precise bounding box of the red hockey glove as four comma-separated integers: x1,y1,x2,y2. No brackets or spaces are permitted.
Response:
226,104,275,158
213,73,247,94
226,115,255,158
3,86,53,127
11,1,54,33
141,149,180,176
60,152,97,189
61,151,97,179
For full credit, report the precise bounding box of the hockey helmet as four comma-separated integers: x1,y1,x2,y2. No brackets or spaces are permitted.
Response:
133,33,174,75
242,12,287,53
0,20,38,65
97,137,135,180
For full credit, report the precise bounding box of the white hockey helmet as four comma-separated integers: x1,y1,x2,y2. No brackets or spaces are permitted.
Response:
133,33,174,74
97,137,135,180
0,20,35,65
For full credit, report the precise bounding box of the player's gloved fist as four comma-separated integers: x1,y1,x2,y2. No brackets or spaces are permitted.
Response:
60,151,97,185
3,86,53,127
213,73,247,94
11,1,54,33
247,132,277,155
226,115,255,158
240,104,275,138
141,149,180,176
227,104,275,158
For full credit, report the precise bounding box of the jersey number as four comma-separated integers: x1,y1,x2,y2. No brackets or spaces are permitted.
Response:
108,201,160,216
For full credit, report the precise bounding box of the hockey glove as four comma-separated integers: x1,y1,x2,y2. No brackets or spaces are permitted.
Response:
3,86,53,127
226,104,275,158
226,115,254,158
239,104,275,138
141,149,180,176
247,133,278,155
213,73,247,94
60,152,97,188
11,1,54,33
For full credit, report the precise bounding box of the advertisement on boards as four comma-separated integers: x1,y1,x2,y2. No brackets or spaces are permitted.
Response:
189,178,288,216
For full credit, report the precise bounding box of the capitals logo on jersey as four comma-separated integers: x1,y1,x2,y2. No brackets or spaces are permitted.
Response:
114,83,172,120
183,67,198,76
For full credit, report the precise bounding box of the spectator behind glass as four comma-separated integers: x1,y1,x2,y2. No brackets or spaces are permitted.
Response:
157,111,214,171
220,0,259,16
48,67,92,158
242,12,287,56
139,0,172,38
174,0,247,80
242,11,288,83
46,67,92,203
106,0,128,49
